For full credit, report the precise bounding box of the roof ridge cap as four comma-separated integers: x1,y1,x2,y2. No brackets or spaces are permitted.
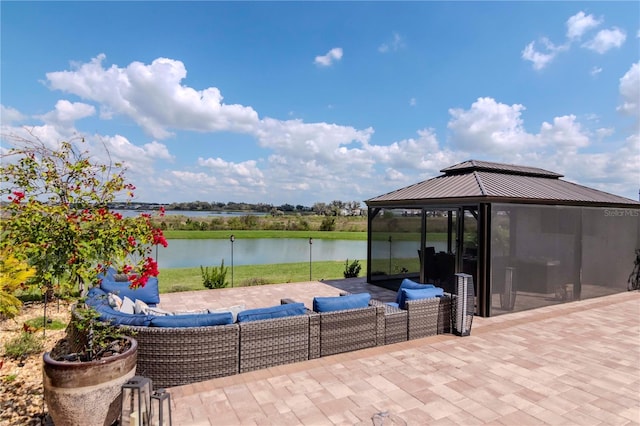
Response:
473,171,488,196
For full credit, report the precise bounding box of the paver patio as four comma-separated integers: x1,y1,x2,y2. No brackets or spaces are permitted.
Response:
159,281,640,426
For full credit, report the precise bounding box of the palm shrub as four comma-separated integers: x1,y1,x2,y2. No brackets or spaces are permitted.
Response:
201,260,228,289
343,259,362,278
0,249,35,318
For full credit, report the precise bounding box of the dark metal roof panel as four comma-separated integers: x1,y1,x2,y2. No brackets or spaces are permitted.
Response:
367,169,640,206
477,172,638,204
367,173,483,202
442,159,563,178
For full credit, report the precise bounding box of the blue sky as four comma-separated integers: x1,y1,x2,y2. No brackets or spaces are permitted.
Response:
2,2,639,205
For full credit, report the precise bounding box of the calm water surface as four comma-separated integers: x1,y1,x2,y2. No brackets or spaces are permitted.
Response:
154,239,440,269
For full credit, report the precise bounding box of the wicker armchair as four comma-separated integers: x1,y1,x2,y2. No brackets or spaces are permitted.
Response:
405,294,452,340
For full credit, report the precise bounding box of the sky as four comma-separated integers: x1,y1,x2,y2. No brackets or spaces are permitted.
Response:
1,1,639,206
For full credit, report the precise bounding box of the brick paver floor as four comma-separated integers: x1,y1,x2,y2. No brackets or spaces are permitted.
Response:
160,282,640,426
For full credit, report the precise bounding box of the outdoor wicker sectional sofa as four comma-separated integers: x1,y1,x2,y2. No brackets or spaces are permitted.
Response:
77,278,455,388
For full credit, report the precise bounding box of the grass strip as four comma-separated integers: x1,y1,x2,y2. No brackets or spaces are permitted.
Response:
159,260,368,293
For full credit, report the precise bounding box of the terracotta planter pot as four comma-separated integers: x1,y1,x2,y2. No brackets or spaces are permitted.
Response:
43,337,138,426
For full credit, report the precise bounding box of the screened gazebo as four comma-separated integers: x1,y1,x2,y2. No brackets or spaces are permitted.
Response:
365,160,640,317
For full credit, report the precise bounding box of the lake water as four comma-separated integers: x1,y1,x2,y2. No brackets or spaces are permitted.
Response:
154,238,444,269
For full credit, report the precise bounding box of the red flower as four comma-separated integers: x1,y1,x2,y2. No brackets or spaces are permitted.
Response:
152,228,168,247
10,191,25,204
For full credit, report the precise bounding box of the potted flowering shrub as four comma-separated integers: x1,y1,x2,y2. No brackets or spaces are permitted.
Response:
0,133,168,426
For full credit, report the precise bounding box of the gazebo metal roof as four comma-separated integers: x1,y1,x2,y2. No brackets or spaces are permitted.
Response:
366,160,640,208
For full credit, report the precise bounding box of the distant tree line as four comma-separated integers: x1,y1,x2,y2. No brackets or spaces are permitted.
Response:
163,200,364,216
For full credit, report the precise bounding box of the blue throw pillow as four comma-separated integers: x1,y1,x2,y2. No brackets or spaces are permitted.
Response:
85,286,108,304
399,287,444,309
313,293,371,313
92,303,153,326
101,277,160,305
96,266,118,282
395,279,435,304
150,312,233,328
236,303,306,323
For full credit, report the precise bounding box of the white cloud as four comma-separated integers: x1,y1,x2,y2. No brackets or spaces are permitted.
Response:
255,117,372,162
99,135,173,177
314,48,343,67
566,11,602,40
379,32,404,53
197,157,265,187
39,100,95,126
582,27,626,53
7,51,637,205
169,171,218,194
617,62,640,116
0,105,26,125
538,115,590,150
46,54,260,139
524,11,627,70
521,38,567,70
448,97,537,152
366,128,442,171
409,98,417,107
590,66,603,77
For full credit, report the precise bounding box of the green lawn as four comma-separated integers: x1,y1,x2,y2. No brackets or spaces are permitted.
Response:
158,260,368,293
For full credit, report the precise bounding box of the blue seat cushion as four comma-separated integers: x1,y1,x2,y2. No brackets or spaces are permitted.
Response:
150,312,233,328
101,277,160,305
313,293,371,313
399,287,444,309
395,279,435,304
91,303,153,326
236,303,306,323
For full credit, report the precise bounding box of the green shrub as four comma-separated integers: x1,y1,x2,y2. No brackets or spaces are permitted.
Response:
201,260,228,289
319,216,336,231
166,284,191,293
240,277,269,287
24,316,67,330
343,259,362,278
4,332,44,359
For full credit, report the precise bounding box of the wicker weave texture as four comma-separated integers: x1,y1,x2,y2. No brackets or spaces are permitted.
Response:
384,306,408,344
239,315,310,373
369,299,408,344
406,297,441,340
308,311,321,359
438,295,453,334
126,324,240,388
318,306,379,357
